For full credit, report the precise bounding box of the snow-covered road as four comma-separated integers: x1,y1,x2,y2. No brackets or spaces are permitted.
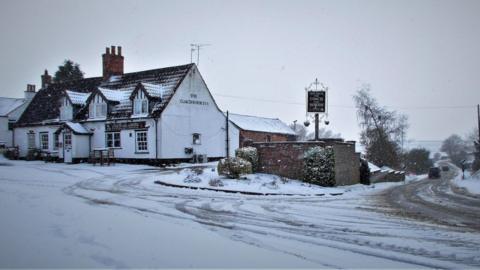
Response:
381,163,480,231
1,158,480,268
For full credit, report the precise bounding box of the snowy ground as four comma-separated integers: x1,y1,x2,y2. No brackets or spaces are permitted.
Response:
452,170,480,195
1,157,480,268
157,163,364,195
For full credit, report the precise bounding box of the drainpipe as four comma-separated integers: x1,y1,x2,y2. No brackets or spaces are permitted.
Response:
155,117,159,159
12,126,15,147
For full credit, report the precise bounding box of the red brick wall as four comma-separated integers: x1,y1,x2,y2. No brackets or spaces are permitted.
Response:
102,46,124,79
239,130,294,147
253,141,360,186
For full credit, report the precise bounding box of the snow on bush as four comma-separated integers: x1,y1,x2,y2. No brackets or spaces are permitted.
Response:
217,157,253,179
303,146,335,187
208,178,224,187
235,147,258,172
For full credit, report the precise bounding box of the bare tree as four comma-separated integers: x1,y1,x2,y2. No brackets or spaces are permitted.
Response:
353,84,409,169
440,134,468,167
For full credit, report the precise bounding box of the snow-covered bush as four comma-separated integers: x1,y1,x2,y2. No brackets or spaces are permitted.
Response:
235,147,258,172
183,175,202,183
303,146,335,187
208,178,224,187
217,157,252,179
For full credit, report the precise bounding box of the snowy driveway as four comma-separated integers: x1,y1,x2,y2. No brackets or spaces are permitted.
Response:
1,159,480,268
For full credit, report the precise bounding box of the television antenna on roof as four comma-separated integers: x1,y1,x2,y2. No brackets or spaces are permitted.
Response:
190,43,211,66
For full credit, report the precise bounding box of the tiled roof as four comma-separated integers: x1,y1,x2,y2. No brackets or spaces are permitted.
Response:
228,113,296,135
16,64,193,125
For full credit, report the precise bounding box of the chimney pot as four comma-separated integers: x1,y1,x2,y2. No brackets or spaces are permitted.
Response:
102,45,124,80
106,47,110,54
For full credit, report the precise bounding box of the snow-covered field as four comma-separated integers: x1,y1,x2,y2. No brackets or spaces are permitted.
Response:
1,157,480,268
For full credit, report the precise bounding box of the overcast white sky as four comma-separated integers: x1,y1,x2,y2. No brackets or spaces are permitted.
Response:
0,0,479,143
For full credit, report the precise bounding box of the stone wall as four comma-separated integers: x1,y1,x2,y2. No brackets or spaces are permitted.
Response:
252,140,360,186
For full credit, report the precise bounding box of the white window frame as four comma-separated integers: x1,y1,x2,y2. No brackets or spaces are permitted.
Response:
135,131,148,152
106,132,121,148
64,132,72,146
133,90,148,115
89,95,107,119
27,132,36,149
40,132,49,150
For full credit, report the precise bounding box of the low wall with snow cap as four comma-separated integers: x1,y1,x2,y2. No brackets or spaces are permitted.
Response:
252,140,360,186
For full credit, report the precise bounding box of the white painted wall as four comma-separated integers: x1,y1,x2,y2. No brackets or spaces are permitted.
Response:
73,135,90,158
13,125,60,156
228,123,240,157
159,66,228,159
83,118,157,159
0,116,12,147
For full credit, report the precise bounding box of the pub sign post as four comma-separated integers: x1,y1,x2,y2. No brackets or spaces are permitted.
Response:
305,78,328,141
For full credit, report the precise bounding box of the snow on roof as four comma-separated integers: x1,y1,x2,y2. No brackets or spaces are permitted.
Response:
368,162,381,173
0,97,25,116
228,113,296,135
98,87,134,102
65,122,91,135
141,82,166,98
66,90,90,105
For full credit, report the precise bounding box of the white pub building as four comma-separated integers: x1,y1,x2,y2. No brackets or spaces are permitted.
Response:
13,46,235,163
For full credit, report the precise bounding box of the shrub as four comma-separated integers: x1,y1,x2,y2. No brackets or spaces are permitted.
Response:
217,157,252,179
303,146,335,187
235,147,258,172
3,148,19,160
26,149,41,161
208,178,224,187
359,158,371,185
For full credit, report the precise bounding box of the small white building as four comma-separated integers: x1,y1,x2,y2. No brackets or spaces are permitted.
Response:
0,84,36,148
14,46,235,163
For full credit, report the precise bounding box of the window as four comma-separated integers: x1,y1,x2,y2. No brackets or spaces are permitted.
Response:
95,103,107,118
27,132,35,149
89,95,107,118
134,99,148,115
106,132,121,148
40,132,49,150
193,133,201,145
135,131,148,152
64,132,72,146
53,134,59,149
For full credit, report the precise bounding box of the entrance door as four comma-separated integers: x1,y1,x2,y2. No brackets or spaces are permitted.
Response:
64,132,72,163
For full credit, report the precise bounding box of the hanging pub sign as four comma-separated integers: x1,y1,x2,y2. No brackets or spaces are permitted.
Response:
307,90,326,113
105,121,146,132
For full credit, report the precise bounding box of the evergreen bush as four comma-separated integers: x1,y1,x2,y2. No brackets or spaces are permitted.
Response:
217,157,252,179
235,147,258,172
303,146,335,186
359,158,371,185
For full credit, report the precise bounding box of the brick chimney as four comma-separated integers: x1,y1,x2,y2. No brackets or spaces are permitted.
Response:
102,45,124,80
24,84,36,101
41,69,52,88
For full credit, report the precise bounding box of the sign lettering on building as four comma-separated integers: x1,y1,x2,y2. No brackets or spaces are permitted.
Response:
307,91,326,113
105,121,146,132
